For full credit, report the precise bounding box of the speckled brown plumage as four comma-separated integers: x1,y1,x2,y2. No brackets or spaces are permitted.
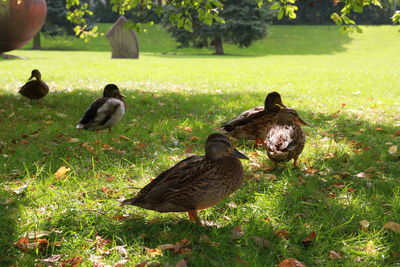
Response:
122,133,248,221
265,108,308,167
222,91,285,142
19,69,49,100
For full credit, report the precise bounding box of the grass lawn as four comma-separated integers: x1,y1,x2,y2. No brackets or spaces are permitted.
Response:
0,24,399,266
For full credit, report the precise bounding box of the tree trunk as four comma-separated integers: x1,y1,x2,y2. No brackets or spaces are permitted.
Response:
213,37,224,55
32,32,41,50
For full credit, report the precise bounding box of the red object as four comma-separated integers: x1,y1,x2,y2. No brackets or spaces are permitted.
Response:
0,0,47,53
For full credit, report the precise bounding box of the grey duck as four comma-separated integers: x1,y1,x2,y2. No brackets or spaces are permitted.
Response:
76,84,125,131
265,108,309,168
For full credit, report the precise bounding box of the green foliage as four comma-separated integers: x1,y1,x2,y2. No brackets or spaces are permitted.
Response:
162,0,273,54
42,0,75,36
63,0,393,39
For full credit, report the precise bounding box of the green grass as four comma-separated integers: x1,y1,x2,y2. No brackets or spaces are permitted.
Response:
0,24,399,266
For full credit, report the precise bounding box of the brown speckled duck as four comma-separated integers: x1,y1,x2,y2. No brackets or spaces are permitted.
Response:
18,69,49,100
265,108,309,168
76,84,125,131
222,91,286,145
122,133,249,223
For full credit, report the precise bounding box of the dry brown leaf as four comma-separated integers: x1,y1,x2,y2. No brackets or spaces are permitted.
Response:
354,172,372,178
301,231,317,246
305,167,320,174
14,237,29,252
35,254,63,265
144,247,163,257
388,145,398,155
383,221,400,233
274,230,291,239
68,138,80,143
359,220,370,231
175,258,187,267
61,256,82,267
102,144,114,151
375,127,384,131
157,244,175,250
54,166,71,179
82,142,95,153
231,225,245,240
329,250,342,259
278,258,306,267
184,147,193,154
113,259,128,267
252,236,270,249
184,126,193,133
135,261,147,267
174,239,191,254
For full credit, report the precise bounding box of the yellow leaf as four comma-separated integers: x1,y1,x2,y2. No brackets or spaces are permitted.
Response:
388,145,397,155
54,166,70,179
359,220,370,231
383,221,400,233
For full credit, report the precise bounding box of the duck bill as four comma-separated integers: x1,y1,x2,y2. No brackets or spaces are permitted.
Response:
118,93,126,98
294,117,309,126
232,149,249,160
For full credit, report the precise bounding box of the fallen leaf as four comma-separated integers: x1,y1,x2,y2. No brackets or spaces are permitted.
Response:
14,184,28,195
354,172,372,178
173,239,191,254
144,247,163,257
375,127,384,131
184,126,192,133
68,138,80,143
102,143,114,151
383,221,400,233
301,231,316,246
278,258,306,267
14,237,29,252
347,187,356,192
135,261,147,267
61,256,82,267
359,219,370,231
388,145,398,155
82,142,95,153
329,250,342,259
113,259,128,267
157,244,175,250
175,258,187,267
26,230,53,239
305,167,320,174
184,146,193,154
199,234,211,244
35,254,63,266
395,130,400,136
274,230,290,239
231,225,245,240
252,236,270,249
55,166,70,179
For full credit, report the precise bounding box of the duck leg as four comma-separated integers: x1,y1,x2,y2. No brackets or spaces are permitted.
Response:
188,210,201,224
292,158,298,168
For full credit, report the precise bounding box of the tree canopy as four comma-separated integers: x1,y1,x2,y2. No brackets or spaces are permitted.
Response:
65,0,395,39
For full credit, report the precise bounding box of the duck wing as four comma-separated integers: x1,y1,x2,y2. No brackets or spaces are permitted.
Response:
267,125,298,152
122,155,216,211
77,97,123,129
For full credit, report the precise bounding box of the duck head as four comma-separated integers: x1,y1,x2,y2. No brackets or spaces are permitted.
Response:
28,69,41,81
205,133,249,161
276,108,309,126
264,91,284,111
103,84,125,99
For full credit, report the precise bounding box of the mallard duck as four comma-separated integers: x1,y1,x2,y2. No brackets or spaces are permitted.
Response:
222,91,285,144
76,84,125,131
18,69,49,100
122,133,249,222
265,108,309,168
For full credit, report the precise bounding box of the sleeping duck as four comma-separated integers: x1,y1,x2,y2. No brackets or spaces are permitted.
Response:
122,133,249,223
222,91,286,145
76,84,125,131
265,108,309,168
19,69,49,100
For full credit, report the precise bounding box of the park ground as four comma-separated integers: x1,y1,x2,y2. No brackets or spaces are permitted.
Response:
0,24,399,266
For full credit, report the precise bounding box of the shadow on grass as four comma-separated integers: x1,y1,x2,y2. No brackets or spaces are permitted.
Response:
0,88,398,265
